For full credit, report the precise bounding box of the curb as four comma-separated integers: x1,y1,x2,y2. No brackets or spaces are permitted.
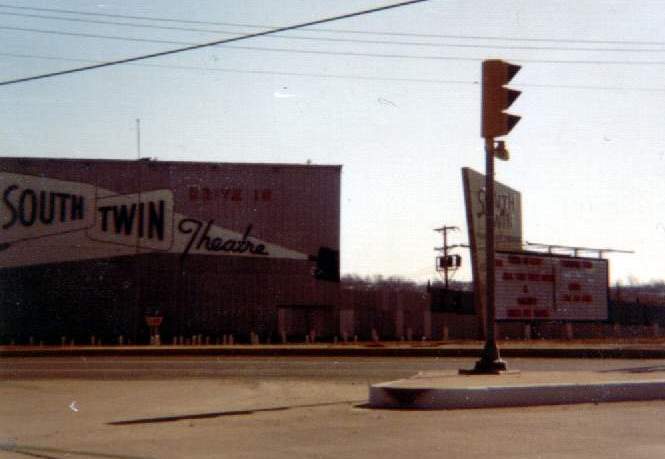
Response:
2,345,665,359
369,379,665,410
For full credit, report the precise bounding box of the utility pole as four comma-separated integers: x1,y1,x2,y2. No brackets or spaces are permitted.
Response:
136,118,141,160
135,118,143,342
434,225,466,289
443,226,452,289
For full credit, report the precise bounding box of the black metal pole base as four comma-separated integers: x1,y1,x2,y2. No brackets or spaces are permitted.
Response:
458,342,518,374
459,357,510,375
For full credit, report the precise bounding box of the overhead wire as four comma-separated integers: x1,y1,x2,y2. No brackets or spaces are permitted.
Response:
4,25,665,67
0,51,476,85
3,51,665,92
221,44,665,65
1,1,665,88
0,11,244,35
4,23,665,54
1,3,665,47
0,25,191,46
0,0,430,86
2,11,665,53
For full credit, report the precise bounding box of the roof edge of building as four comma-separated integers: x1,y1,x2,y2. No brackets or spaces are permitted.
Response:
1,156,342,170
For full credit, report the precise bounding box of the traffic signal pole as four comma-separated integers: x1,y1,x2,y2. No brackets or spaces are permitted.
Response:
459,137,507,375
478,136,505,371
461,59,521,375
460,138,506,373
443,227,450,289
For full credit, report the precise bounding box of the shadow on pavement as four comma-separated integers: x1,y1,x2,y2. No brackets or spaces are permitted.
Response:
4,444,152,459
108,399,365,426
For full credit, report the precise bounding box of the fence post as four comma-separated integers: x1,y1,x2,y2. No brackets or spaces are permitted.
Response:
524,323,532,340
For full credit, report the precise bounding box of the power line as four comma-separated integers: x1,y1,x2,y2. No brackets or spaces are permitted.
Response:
0,51,473,85
5,22,665,54
5,25,665,66
0,51,475,85
4,51,665,92
3,11,665,53
0,11,243,35
2,3,665,47
0,25,191,46
206,45,665,65
179,43,665,65
0,0,430,87
0,3,273,28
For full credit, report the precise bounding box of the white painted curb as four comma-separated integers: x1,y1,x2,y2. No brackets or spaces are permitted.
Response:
369,380,665,409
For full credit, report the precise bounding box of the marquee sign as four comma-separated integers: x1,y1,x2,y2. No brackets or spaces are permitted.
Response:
495,252,608,321
87,190,175,251
0,172,308,268
0,173,96,244
462,167,523,322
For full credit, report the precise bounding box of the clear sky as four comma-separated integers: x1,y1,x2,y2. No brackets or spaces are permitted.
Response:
1,0,663,285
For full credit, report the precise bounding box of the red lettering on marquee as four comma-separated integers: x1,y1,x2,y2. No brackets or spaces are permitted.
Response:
187,187,273,203
561,260,581,268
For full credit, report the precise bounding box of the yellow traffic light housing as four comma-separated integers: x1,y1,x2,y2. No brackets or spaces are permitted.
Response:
481,60,521,138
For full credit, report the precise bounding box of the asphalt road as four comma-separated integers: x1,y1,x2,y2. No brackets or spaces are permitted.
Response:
2,357,665,459
2,355,665,380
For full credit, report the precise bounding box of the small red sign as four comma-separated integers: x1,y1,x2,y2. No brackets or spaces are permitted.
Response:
145,316,163,327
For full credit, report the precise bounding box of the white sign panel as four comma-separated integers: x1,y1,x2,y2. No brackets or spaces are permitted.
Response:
462,167,523,322
495,252,608,321
0,172,96,244
171,217,308,260
87,190,175,251
554,257,609,320
462,167,522,253
0,173,309,268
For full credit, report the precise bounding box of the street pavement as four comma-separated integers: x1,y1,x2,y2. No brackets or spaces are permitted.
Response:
3,340,665,359
2,355,665,380
2,356,665,458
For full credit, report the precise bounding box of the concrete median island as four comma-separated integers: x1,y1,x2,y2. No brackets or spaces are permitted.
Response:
369,370,665,409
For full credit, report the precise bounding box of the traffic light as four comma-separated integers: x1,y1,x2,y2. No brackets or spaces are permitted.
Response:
437,254,462,269
436,254,462,271
451,254,461,267
481,59,521,138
